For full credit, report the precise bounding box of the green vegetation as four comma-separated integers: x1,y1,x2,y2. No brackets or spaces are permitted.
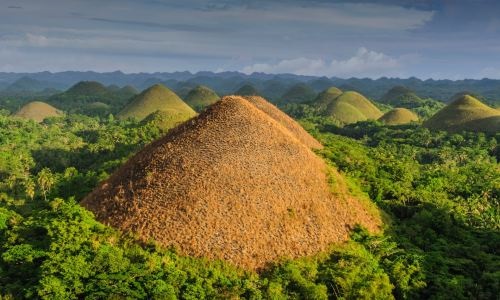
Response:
14,101,63,123
46,81,136,115
117,84,196,121
379,108,419,125
380,86,423,108
424,95,500,133
280,83,317,104
234,84,260,96
184,85,220,111
0,85,498,299
140,109,196,132
325,91,383,124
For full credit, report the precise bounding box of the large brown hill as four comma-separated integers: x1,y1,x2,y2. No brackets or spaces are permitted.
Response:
82,96,380,270
244,96,322,149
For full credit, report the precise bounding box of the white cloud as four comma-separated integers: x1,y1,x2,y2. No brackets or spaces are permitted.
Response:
242,47,402,77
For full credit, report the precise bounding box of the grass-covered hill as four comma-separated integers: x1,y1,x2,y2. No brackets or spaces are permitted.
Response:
46,81,137,114
234,84,260,96
183,85,220,111
280,83,317,103
325,91,383,124
378,108,419,125
117,84,196,121
380,86,423,108
13,101,63,122
311,87,343,110
423,95,500,133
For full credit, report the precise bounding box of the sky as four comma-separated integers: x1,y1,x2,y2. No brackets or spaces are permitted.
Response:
0,0,499,79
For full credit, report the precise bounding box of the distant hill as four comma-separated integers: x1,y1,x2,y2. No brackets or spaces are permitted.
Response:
117,84,196,121
5,77,49,93
14,101,63,122
260,79,291,102
325,91,383,124
234,84,260,96
379,108,419,125
280,83,316,103
308,77,335,92
311,87,343,110
47,81,136,114
2,71,500,105
423,95,500,133
380,86,423,108
184,85,220,111
447,91,487,103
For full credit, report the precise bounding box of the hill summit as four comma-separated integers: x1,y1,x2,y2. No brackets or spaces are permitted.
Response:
82,96,380,270
423,95,500,133
312,86,343,110
280,83,316,103
184,85,220,111
234,84,260,96
65,81,109,96
117,84,196,121
380,86,423,108
379,108,419,125
325,91,382,124
14,101,62,122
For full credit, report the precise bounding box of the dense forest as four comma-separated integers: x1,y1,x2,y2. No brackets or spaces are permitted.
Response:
0,104,498,298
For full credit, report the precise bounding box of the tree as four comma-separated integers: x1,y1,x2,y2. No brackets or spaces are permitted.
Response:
37,168,55,201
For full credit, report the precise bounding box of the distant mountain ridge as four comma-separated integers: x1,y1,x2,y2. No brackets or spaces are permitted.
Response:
1,71,500,106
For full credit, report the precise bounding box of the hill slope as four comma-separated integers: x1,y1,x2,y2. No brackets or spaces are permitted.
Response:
82,96,380,270
423,95,500,133
234,84,260,96
280,83,316,103
379,108,419,125
184,85,220,111
14,101,62,122
117,84,196,121
380,86,423,108
311,87,343,110
244,96,322,149
325,91,383,124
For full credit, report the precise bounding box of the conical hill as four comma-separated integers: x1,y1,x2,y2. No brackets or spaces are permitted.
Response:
234,84,260,96
379,108,419,125
14,101,63,122
184,85,220,111
117,84,196,121
325,91,383,124
82,96,380,270
423,95,500,133
280,83,316,103
312,87,343,110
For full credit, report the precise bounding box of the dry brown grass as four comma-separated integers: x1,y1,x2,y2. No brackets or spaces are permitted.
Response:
244,96,323,149
14,101,63,122
82,96,380,270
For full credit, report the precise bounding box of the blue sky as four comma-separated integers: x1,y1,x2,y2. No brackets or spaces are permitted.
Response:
1,0,499,79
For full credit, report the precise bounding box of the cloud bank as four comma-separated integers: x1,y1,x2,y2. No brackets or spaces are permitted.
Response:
242,48,401,77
